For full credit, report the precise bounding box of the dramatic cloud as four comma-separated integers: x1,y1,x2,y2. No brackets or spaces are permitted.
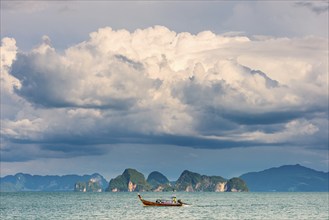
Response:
1,26,327,164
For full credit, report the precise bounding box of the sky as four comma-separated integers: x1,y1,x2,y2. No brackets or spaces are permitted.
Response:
0,0,328,181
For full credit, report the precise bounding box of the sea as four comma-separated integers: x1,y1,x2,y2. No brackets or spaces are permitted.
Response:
0,192,328,220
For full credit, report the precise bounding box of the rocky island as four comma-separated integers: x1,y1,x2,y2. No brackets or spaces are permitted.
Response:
105,168,248,192
74,177,105,192
106,168,151,192
147,171,175,192
176,170,248,192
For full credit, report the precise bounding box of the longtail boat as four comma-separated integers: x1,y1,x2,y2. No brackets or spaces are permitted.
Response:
138,194,185,207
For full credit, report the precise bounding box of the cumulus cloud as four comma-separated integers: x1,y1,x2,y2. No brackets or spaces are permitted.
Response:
1,26,328,162
1,38,20,91
11,40,155,109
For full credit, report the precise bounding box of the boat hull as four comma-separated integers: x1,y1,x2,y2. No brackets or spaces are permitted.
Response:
138,194,183,207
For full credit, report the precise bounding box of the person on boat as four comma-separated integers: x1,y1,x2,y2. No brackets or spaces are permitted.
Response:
172,196,177,203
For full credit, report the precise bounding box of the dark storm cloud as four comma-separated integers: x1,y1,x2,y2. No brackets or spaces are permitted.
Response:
191,107,302,137
10,52,75,108
1,130,278,163
220,109,307,125
149,134,277,149
1,142,108,163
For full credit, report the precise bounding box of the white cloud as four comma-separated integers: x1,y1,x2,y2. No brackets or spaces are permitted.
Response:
1,38,20,92
1,26,328,162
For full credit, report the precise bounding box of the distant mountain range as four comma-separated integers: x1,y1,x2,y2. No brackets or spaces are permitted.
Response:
1,164,328,192
240,164,329,192
0,173,107,192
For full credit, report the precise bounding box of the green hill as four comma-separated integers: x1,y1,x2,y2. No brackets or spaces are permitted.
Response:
147,171,169,186
226,177,249,192
106,168,151,192
146,171,175,191
175,170,248,192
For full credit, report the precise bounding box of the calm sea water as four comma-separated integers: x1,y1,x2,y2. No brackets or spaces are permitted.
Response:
0,192,328,219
